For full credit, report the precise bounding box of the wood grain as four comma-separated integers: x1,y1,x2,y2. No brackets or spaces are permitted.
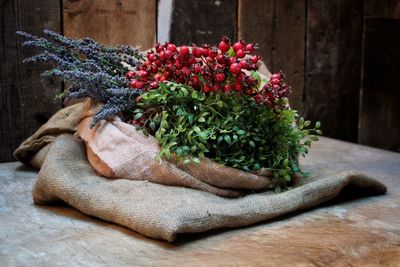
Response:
238,0,306,113
304,0,363,142
358,18,400,152
1,137,399,266
63,0,156,49
0,0,61,162
364,0,400,18
169,0,237,46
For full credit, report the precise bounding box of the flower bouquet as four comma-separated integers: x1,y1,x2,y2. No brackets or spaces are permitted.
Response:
15,30,386,241
17,30,321,194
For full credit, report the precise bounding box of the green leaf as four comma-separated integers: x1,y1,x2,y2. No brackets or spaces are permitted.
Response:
224,135,231,144
181,87,188,96
216,100,224,108
251,71,261,84
232,134,238,141
134,113,143,120
149,121,156,131
192,157,201,164
284,174,291,182
249,141,255,147
198,117,206,122
191,91,198,99
237,130,246,135
228,47,235,57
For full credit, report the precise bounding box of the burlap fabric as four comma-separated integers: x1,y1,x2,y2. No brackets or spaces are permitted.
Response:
14,104,387,242
77,100,272,198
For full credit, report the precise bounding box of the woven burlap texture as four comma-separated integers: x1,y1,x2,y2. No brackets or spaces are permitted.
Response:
32,134,386,242
14,103,387,242
77,100,272,198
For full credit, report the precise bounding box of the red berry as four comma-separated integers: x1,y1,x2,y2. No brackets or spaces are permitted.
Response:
215,73,225,82
187,55,196,65
126,71,135,79
270,78,280,85
273,84,280,91
233,41,244,52
222,84,232,92
134,81,144,89
229,63,241,74
239,60,248,69
181,66,191,76
250,55,260,64
200,47,209,57
150,81,159,88
245,43,254,53
203,85,211,93
175,60,183,70
159,76,166,82
234,82,243,91
151,65,158,73
191,76,200,87
153,73,162,80
212,83,219,92
159,51,166,61
218,40,230,52
208,49,218,58
147,53,156,62
179,46,189,56
236,49,245,58
271,73,282,80
138,70,148,78
228,57,236,65
129,79,137,88
247,76,256,85
167,43,177,52
165,50,173,59
193,65,202,74
248,64,257,70
193,48,202,58
217,54,225,64
255,94,263,103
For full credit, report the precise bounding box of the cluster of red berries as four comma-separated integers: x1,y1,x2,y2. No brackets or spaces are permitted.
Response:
254,71,292,107
126,37,262,95
125,37,291,107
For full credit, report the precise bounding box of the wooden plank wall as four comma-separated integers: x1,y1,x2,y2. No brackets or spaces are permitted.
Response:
169,0,237,45
305,0,363,143
1,0,399,161
238,0,305,114
0,0,61,162
63,0,156,50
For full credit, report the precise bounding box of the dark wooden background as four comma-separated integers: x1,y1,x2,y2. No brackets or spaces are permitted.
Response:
1,0,399,162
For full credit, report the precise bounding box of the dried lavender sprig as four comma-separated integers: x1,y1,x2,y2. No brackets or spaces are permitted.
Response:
17,29,144,125
43,30,141,70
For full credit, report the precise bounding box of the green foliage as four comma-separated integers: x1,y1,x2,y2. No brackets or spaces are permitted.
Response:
134,82,321,191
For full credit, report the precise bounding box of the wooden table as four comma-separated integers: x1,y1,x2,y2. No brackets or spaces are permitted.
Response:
1,137,399,266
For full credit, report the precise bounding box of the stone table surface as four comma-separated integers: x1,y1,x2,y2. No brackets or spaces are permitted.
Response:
1,137,400,266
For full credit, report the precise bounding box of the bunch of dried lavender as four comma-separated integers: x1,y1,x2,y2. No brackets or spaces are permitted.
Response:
17,30,143,126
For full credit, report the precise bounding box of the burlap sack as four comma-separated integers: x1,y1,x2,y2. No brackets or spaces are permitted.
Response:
77,100,272,198
14,103,83,168
32,134,386,242
14,104,387,242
